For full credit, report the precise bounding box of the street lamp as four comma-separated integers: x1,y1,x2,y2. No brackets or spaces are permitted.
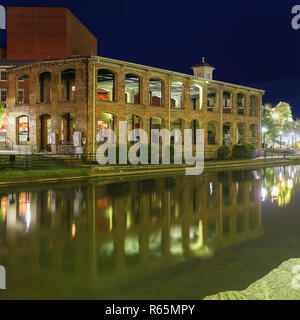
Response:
262,127,268,149
279,130,283,149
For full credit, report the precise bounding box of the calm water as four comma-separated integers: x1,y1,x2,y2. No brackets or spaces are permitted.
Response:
1,165,300,300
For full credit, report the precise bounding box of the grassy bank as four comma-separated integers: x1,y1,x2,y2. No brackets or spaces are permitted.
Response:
1,157,300,186
0,165,89,181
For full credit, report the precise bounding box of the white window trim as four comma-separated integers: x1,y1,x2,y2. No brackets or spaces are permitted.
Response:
18,89,25,104
0,69,7,82
0,88,7,104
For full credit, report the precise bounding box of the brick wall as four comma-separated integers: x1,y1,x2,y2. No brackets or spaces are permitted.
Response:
6,7,97,60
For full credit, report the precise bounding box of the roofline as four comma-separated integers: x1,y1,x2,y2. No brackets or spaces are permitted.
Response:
8,55,265,95
91,56,265,94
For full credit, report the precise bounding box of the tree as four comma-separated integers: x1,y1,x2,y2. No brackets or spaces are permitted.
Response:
262,104,280,145
0,102,5,124
262,102,295,147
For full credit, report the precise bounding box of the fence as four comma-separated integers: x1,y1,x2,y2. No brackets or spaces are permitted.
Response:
0,148,299,170
0,137,13,150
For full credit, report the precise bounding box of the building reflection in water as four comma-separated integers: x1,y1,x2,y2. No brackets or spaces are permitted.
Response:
0,168,271,288
260,166,300,207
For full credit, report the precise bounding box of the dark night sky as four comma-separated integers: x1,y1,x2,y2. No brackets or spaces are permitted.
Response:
1,0,300,116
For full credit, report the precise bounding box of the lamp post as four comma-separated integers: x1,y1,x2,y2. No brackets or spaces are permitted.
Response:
279,131,283,149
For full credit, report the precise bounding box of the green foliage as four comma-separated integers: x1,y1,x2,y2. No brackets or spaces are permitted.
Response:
262,102,295,145
30,143,37,154
0,102,5,123
217,146,230,160
232,144,256,159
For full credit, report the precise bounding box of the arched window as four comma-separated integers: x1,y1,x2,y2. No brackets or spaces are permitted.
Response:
237,123,246,144
39,72,51,103
237,93,245,115
17,75,30,104
17,116,29,145
126,115,141,142
171,81,183,109
190,119,201,145
61,69,75,101
223,91,232,114
223,122,232,145
150,116,164,146
207,121,218,145
150,116,163,130
170,118,183,144
149,78,162,106
97,113,115,144
190,85,203,110
60,113,75,144
125,74,140,104
97,69,115,101
207,88,217,112
250,96,258,117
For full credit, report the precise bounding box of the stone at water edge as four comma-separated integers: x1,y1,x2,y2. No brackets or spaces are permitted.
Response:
204,291,257,300
204,258,300,300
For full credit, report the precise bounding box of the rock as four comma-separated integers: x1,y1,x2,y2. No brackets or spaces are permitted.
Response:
204,259,300,300
204,291,257,300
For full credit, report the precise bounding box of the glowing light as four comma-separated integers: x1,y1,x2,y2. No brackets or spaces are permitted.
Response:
271,186,279,198
288,179,293,189
279,131,283,135
272,113,279,119
261,187,267,202
71,221,76,238
262,127,268,133
209,182,213,195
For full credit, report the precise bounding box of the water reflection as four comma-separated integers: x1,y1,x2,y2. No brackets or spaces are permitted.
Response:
0,166,299,298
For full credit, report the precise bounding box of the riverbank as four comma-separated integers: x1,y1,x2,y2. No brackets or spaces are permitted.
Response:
1,157,300,186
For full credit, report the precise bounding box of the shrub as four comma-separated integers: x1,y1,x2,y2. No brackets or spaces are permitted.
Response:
232,144,256,159
217,146,230,160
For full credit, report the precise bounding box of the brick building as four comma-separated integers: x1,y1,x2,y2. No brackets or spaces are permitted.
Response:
1,6,264,155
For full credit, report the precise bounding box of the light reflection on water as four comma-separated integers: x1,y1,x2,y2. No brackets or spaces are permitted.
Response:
0,165,300,299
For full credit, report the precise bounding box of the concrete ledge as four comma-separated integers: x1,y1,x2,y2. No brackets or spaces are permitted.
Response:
0,157,299,187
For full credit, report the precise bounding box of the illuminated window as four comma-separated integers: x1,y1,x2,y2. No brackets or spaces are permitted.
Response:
171,81,183,109
207,88,217,112
149,78,162,106
125,74,140,104
97,69,115,101
190,84,203,110
97,113,115,144
17,116,30,144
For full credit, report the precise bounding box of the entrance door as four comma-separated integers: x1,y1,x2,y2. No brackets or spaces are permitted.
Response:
41,115,51,152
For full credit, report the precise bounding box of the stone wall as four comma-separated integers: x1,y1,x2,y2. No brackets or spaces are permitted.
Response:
6,57,263,155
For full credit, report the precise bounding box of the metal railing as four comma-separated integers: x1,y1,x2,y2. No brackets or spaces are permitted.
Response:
0,137,13,150
0,148,299,171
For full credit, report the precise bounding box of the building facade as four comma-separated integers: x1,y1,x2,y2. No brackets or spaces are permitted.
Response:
0,6,264,155
5,56,264,155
